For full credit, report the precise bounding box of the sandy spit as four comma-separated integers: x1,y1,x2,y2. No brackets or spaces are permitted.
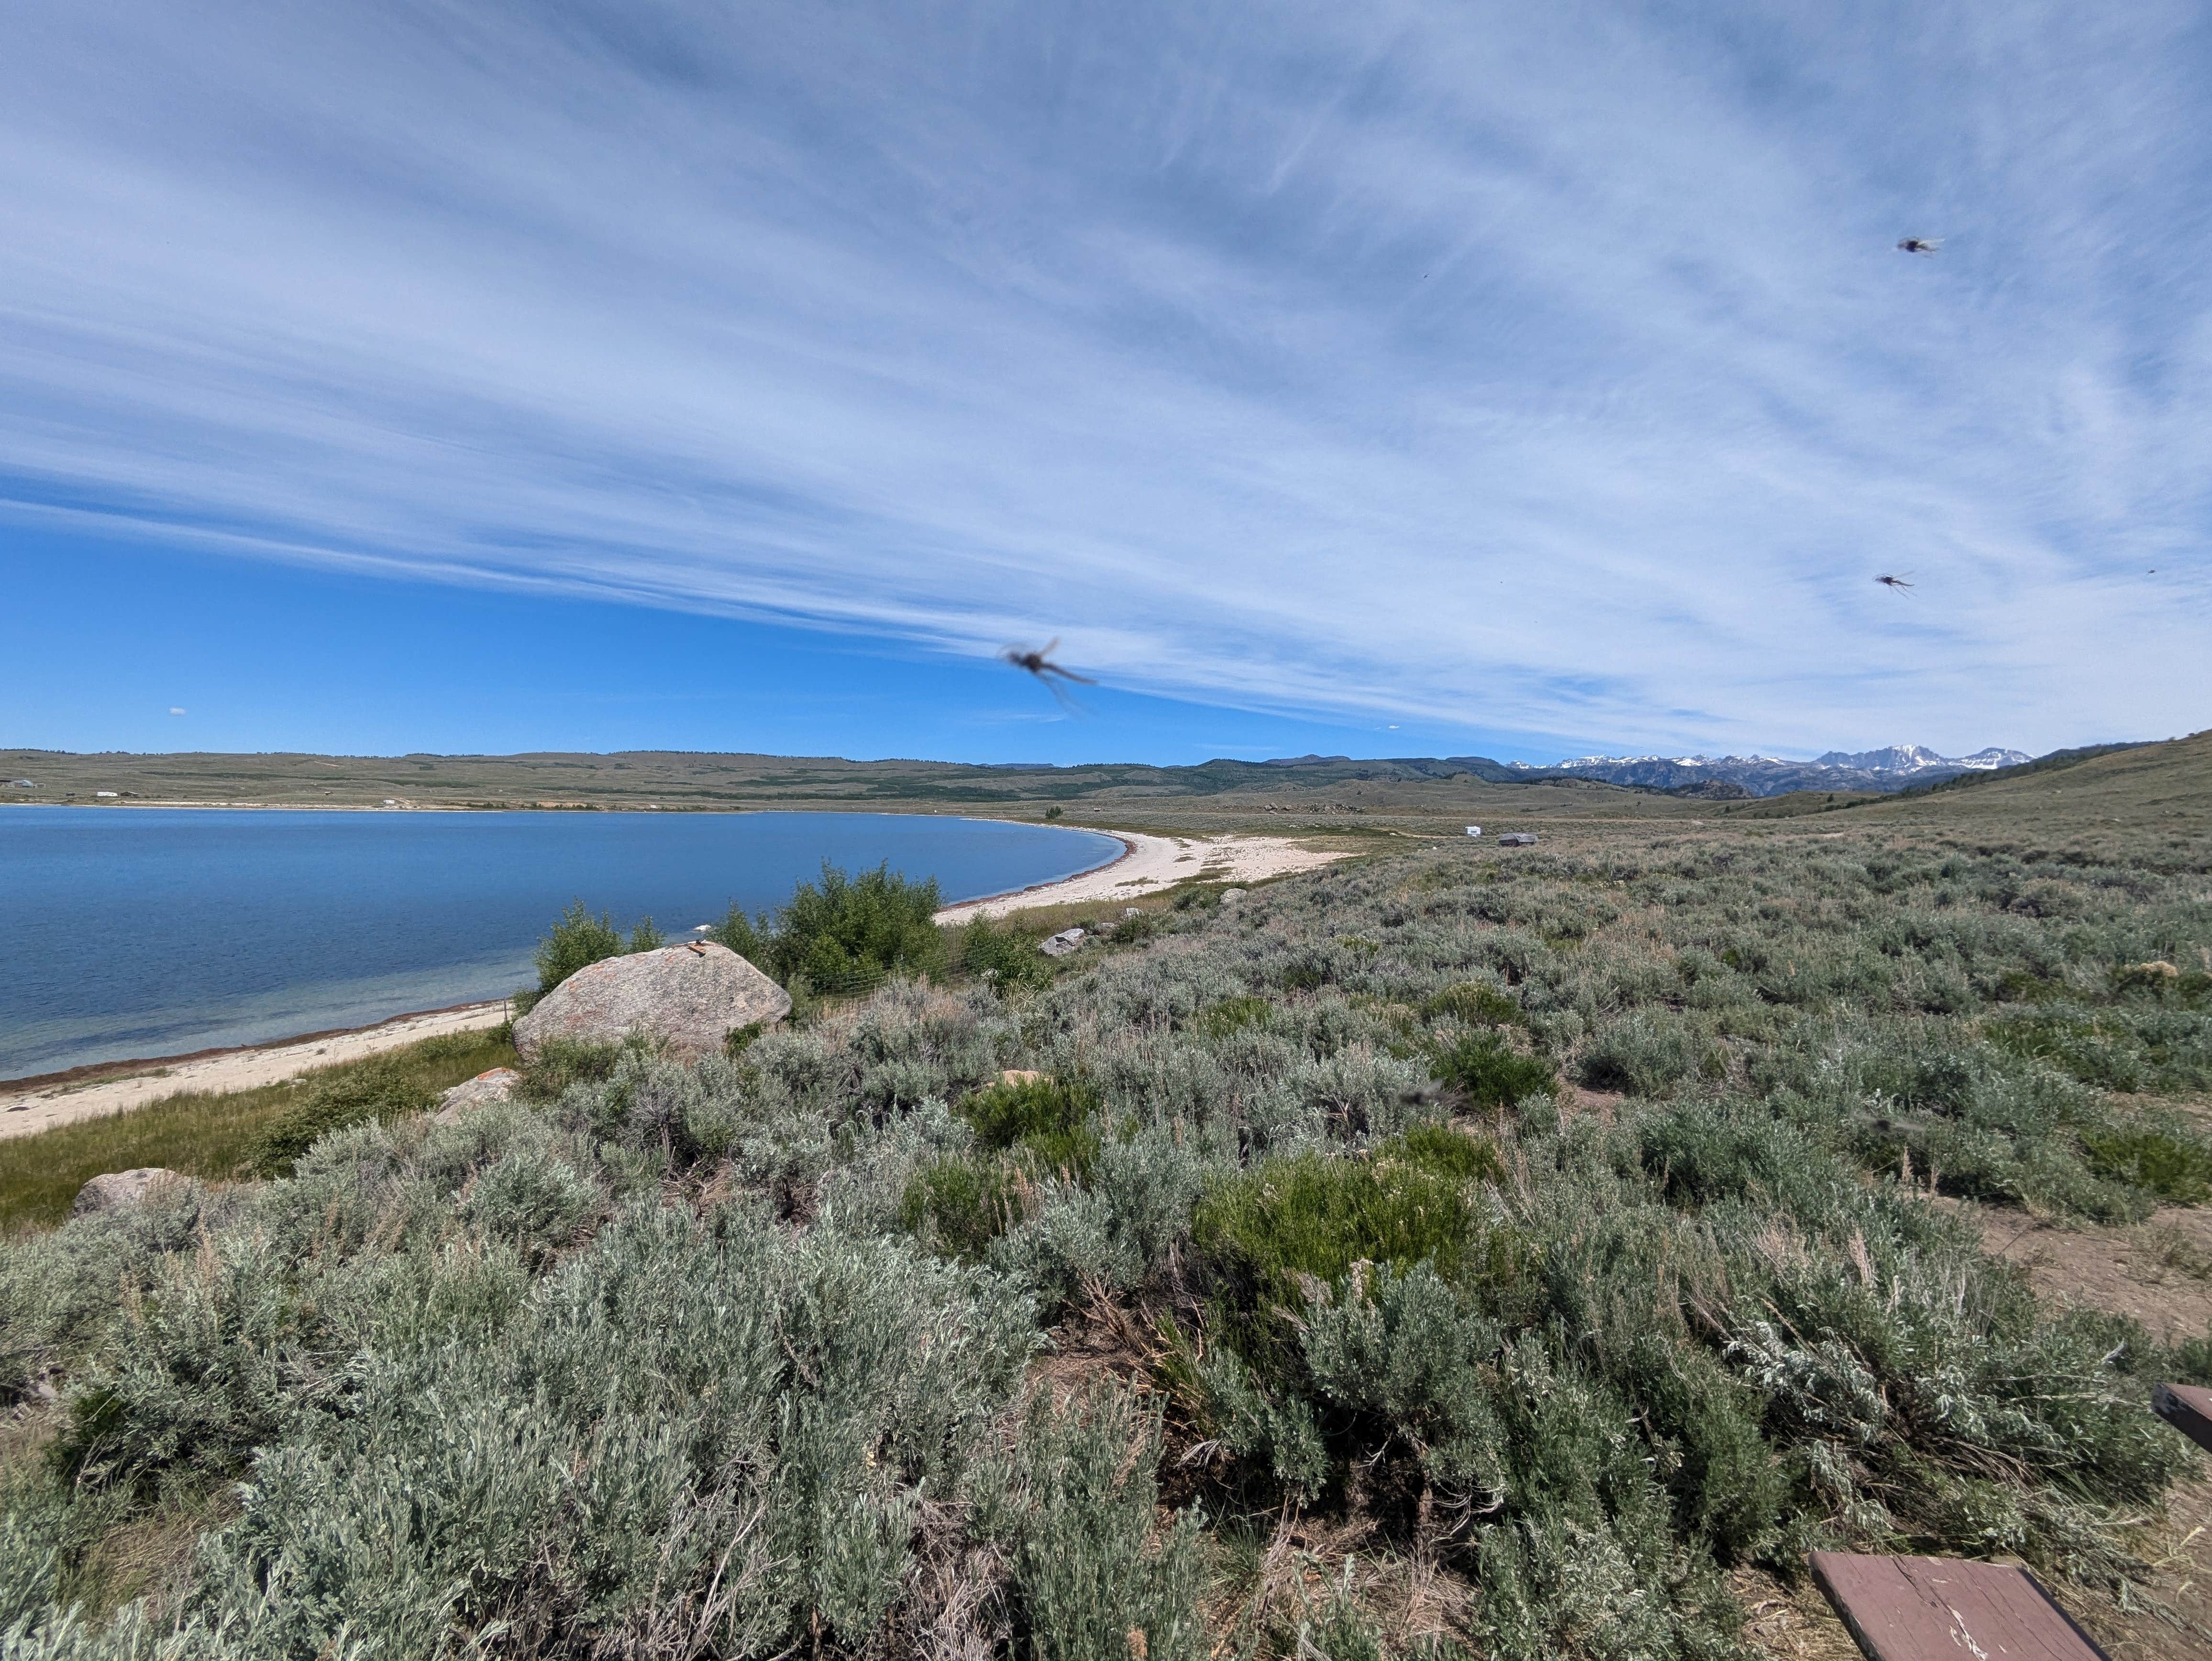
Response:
933,830,1349,924
0,1002,512,1142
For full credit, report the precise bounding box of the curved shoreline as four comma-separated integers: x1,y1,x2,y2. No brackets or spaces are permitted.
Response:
934,828,1349,922
0,1000,513,1141
1,822,1341,1136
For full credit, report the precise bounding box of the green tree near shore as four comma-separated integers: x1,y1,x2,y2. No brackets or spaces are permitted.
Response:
518,902,663,1012
713,861,944,994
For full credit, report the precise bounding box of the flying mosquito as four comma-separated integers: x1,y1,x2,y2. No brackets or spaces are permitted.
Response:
1001,638,1096,710
1896,237,1942,255
1875,572,1915,592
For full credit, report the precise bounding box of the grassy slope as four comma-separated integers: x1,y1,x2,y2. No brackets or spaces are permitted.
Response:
1868,727,2212,830
0,1030,517,1232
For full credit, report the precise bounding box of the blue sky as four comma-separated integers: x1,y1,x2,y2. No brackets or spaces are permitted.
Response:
3,1,2207,766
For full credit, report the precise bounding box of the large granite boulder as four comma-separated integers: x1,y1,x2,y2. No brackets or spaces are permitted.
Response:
513,942,790,1061
434,1067,522,1125
72,1168,192,1218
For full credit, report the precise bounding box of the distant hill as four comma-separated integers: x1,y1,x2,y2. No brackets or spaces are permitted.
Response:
1866,730,2211,833
10,735,2188,836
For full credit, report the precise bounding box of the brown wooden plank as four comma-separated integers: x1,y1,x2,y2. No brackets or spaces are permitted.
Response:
2153,1382,2212,1454
1808,1552,2109,1661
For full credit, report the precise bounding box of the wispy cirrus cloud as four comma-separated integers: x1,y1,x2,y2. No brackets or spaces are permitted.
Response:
3,0,2208,756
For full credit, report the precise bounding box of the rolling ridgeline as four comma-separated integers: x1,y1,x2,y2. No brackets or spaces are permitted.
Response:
5,755,2212,1656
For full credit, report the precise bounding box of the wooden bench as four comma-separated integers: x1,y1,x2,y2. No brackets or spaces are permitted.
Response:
2152,1381,2212,1454
1809,1551,2108,1661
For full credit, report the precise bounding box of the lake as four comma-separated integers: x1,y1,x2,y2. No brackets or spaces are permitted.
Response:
0,808,1121,1081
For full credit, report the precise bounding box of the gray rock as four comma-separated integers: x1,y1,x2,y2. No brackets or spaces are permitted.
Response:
1039,928,1087,959
1497,832,1540,847
433,1067,523,1125
72,1168,191,1218
513,941,790,1061
1219,888,1246,906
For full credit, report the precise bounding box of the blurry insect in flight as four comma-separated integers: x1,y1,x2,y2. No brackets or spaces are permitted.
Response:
1896,237,1942,255
1001,638,1097,711
1875,572,1915,592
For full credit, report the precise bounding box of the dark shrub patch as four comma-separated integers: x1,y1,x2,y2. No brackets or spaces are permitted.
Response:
1435,1031,1556,1108
1191,996,1273,1038
900,1154,1025,1260
1422,981,1524,1027
2079,1125,2212,1205
960,1075,1100,1181
953,913,1052,989
771,861,945,993
1192,1128,1505,1318
518,1037,626,1101
248,1058,436,1175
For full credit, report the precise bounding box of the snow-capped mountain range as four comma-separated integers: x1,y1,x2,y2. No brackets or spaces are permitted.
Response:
1499,744,2030,798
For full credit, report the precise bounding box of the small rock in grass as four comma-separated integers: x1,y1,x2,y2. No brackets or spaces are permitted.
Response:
72,1168,192,1218
1220,888,1246,906
1039,928,1087,958
997,1069,1045,1086
434,1067,522,1125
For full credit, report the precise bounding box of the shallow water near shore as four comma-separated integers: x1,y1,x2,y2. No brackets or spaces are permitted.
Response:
0,808,1119,1080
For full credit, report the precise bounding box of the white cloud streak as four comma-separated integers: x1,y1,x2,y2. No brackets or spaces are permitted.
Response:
2,0,2208,755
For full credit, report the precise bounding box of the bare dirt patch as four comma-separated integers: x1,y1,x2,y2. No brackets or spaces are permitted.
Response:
1968,1203,2212,1342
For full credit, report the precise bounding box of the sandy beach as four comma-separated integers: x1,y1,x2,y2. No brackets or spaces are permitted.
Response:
0,1001,512,1141
933,829,1348,923
3,828,1343,1141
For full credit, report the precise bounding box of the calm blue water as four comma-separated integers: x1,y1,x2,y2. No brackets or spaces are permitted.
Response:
0,808,1120,1080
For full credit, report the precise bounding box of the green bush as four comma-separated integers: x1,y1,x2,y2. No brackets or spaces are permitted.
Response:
955,912,1051,989
1424,981,1525,1027
1435,1030,1557,1108
246,1057,436,1175
708,899,772,964
1192,995,1273,1038
1192,1127,1505,1321
962,1075,1101,1180
770,861,945,993
515,1036,626,1101
901,1154,1027,1259
2079,1124,2212,1204
521,901,662,1010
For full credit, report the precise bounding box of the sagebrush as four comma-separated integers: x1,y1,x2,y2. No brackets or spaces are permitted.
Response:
4,830,2211,1656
